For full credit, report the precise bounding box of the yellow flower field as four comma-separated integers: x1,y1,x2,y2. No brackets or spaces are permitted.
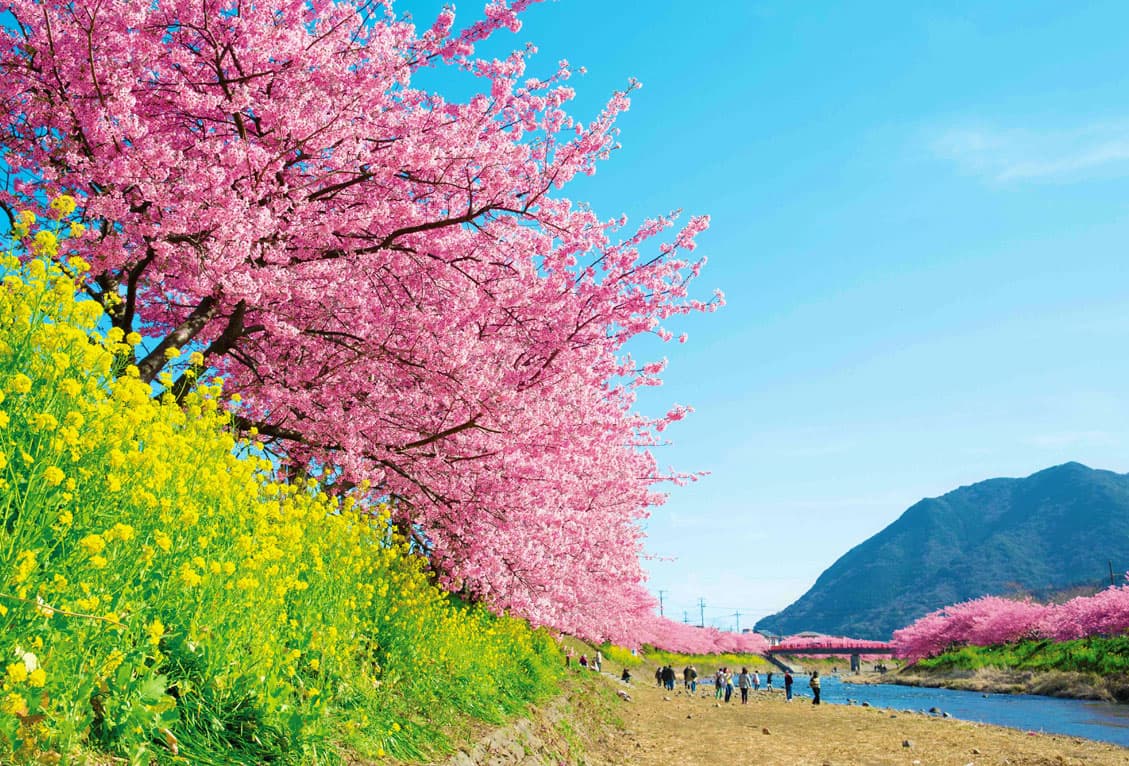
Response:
0,209,562,763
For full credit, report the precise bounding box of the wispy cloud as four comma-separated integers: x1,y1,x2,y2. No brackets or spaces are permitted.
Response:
1025,430,1115,449
933,120,1129,182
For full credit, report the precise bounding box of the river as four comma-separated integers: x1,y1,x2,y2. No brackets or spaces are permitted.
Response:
799,674,1129,747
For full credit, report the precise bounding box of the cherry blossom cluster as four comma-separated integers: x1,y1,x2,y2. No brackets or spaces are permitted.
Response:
631,618,770,655
892,588,1129,661
0,0,719,644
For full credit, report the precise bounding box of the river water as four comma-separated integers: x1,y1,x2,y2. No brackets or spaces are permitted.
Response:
798,674,1129,747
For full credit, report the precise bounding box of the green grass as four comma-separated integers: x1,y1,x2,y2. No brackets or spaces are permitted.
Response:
916,636,1129,675
642,650,773,671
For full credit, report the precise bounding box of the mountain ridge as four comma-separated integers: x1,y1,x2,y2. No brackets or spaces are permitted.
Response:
754,462,1129,639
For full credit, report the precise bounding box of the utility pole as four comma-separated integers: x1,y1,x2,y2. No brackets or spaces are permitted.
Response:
698,598,706,628
733,610,742,633
658,589,667,617
683,610,689,624
1111,560,1117,587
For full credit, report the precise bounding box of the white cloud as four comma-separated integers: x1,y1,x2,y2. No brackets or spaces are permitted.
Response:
1025,430,1115,449
933,120,1129,182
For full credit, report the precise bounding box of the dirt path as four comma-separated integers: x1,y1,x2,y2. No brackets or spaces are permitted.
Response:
589,670,1129,766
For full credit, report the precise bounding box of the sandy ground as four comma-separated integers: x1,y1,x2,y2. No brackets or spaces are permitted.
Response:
588,670,1129,766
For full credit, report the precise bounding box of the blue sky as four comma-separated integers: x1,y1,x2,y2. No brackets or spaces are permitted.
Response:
415,1,1129,631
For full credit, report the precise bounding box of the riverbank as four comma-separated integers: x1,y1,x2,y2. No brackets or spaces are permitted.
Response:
868,666,1129,703
441,665,1129,765
872,636,1129,704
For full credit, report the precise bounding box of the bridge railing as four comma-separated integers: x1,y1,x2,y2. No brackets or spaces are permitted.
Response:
767,643,894,654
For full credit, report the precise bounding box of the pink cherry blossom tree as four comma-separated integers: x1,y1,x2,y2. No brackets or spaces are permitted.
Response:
892,588,1129,662
0,0,718,642
630,618,770,655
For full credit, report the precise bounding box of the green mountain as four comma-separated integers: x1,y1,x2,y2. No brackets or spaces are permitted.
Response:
754,463,1129,640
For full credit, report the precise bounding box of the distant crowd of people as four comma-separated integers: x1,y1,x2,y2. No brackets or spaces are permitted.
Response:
647,664,821,705
564,648,824,706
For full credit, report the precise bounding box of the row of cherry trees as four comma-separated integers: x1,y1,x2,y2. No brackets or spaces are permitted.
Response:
635,621,770,655
892,587,1129,661
0,0,719,645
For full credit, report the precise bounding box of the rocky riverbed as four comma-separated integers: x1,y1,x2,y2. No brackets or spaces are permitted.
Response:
440,667,1129,765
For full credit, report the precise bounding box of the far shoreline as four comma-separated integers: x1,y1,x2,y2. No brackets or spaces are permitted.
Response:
842,666,1129,703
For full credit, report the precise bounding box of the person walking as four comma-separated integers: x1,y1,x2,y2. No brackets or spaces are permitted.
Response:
766,671,774,690
737,667,751,704
655,666,663,687
687,664,698,694
714,669,725,700
809,670,821,705
752,670,760,692
662,664,676,691
594,650,603,672
784,670,793,702
724,668,734,703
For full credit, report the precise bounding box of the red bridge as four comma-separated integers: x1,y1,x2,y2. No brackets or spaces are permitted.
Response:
764,637,896,672
766,640,895,656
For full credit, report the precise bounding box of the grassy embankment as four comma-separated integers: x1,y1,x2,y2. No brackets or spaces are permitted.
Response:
897,636,1129,701
0,231,565,763
596,645,774,681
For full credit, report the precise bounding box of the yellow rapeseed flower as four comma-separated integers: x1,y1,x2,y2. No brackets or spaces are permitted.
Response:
79,533,106,555
12,210,35,238
33,413,59,432
108,522,136,542
102,650,125,676
49,194,78,216
146,619,165,647
13,551,36,584
32,230,59,257
0,693,27,716
75,595,99,612
6,662,28,684
43,466,65,486
179,565,202,588
9,373,31,394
